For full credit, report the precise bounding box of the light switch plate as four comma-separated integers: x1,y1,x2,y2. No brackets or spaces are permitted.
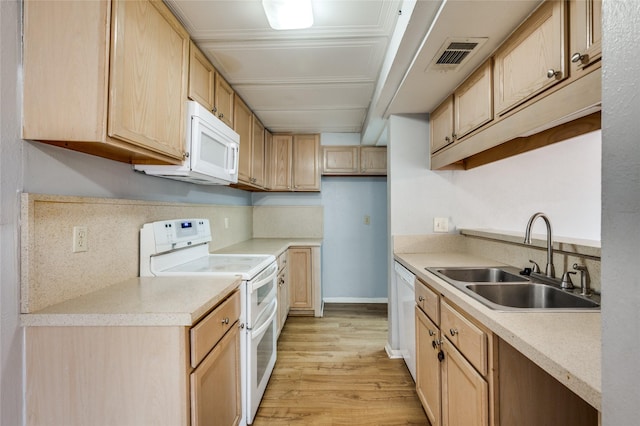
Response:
433,217,449,233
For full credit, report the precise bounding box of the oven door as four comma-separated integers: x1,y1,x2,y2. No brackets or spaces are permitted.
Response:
246,262,278,329
245,298,277,424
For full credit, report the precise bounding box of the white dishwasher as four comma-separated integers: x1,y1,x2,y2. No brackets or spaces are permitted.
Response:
394,261,416,381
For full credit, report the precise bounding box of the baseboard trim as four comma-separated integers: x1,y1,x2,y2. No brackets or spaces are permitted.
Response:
385,343,403,359
323,297,388,304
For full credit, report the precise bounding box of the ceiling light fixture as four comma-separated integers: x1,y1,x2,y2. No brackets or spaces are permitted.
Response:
262,0,314,30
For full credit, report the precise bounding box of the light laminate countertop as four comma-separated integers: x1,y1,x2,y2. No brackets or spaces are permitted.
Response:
214,237,323,257
395,252,601,411
21,238,322,327
21,276,241,327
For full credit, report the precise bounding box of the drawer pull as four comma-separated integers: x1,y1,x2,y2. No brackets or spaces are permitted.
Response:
449,328,458,336
428,329,435,337
221,317,229,325
418,296,425,302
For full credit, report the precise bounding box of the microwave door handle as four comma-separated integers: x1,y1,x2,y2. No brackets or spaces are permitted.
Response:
229,145,238,175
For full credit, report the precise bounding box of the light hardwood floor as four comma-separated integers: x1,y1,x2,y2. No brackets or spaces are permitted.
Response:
253,303,429,425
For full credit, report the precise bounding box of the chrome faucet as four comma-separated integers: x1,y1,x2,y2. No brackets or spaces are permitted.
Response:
524,212,555,278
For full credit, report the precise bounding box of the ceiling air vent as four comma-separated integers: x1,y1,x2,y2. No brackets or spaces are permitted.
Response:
427,38,488,72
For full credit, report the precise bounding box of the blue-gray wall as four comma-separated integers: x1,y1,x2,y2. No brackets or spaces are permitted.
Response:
253,176,388,301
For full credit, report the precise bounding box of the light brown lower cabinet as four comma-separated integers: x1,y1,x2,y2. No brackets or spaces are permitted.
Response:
441,336,488,426
416,306,442,426
277,251,290,336
415,277,599,426
25,290,241,426
288,246,322,317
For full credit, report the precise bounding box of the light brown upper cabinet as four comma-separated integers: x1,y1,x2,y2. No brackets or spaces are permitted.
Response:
569,0,602,76
322,146,387,175
214,75,235,128
251,116,266,188
267,135,293,191
292,135,321,191
493,0,567,116
187,41,235,128
322,146,359,174
360,147,387,175
188,41,215,111
454,60,493,140
234,98,266,190
430,96,455,154
234,95,254,186
267,134,320,191
23,0,190,164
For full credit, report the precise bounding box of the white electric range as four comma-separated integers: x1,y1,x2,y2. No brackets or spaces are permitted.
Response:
139,218,277,425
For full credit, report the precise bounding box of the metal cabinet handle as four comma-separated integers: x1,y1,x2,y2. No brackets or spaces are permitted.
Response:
219,113,224,119
221,317,229,325
449,328,458,336
418,296,425,302
547,69,561,79
445,136,451,143
428,329,435,337
213,106,218,113
571,52,588,64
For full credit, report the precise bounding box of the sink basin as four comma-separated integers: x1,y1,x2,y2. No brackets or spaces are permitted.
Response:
466,283,600,309
433,267,528,283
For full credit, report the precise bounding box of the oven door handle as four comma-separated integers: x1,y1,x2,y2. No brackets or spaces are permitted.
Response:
249,299,278,335
249,263,278,293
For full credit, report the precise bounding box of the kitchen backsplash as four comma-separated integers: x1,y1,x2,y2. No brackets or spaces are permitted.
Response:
393,230,602,293
253,205,323,238
21,193,253,313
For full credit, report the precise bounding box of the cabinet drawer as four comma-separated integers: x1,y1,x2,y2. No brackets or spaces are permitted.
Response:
415,278,440,325
190,290,240,368
441,300,487,376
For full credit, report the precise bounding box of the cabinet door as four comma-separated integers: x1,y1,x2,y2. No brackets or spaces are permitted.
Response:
23,0,110,143
493,0,567,116
569,0,602,75
234,95,253,184
269,135,293,191
430,96,455,154
188,41,215,111
289,248,313,310
360,147,387,175
251,116,266,188
191,325,241,426
292,134,321,191
416,307,442,426
109,0,189,161
441,339,488,426
322,146,359,174
454,60,493,139
215,74,235,127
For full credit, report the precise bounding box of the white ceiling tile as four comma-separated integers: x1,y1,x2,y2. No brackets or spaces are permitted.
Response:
199,39,387,84
234,83,374,110
257,109,366,133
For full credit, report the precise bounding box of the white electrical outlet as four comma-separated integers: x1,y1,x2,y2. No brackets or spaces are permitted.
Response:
73,226,88,252
433,217,449,233
224,217,229,229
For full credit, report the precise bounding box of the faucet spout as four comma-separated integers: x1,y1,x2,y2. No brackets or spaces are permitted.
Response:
524,212,555,278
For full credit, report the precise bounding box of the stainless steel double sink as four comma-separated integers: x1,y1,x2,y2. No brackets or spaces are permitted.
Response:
426,267,600,311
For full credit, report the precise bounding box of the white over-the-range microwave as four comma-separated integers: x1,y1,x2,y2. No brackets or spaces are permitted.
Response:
134,101,240,185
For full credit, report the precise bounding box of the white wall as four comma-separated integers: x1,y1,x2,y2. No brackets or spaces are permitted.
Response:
601,2,640,424
388,116,601,242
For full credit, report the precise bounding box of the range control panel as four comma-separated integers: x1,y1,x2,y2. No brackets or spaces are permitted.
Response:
141,218,211,254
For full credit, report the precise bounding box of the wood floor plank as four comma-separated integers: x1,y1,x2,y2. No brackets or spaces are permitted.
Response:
253,303,429,425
